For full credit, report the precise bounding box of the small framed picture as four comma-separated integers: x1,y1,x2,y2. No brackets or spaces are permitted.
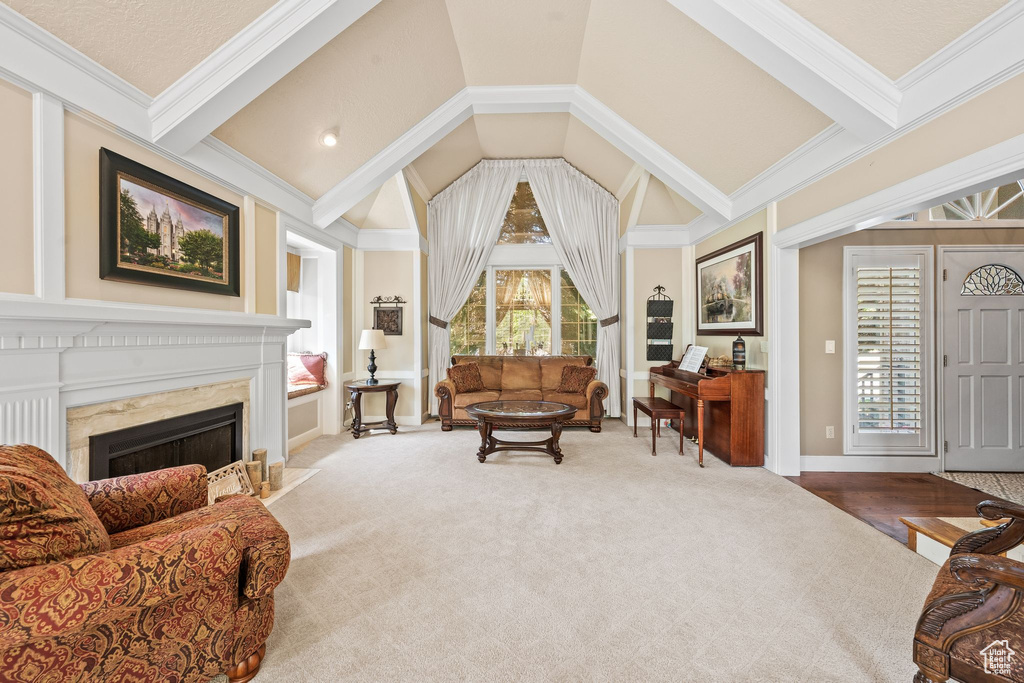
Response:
695,232,763,336
373,306,403,335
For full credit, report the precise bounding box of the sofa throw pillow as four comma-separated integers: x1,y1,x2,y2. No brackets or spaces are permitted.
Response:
448,363,485,393
0,444,111,571
557,364,597,394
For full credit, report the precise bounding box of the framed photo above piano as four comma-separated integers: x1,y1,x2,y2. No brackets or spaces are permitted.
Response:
695,232,763,336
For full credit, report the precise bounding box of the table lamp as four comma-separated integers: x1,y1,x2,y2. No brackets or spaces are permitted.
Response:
358,329,387,385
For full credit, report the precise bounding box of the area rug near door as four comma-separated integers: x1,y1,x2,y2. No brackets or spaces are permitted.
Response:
934,471,1024,506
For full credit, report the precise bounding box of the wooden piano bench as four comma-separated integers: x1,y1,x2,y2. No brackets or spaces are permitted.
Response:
632,397,693,462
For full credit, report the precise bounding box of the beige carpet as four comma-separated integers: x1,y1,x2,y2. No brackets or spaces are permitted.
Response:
250,420,937,682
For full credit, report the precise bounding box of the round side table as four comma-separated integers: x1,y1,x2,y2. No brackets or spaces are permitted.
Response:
344,380,401,438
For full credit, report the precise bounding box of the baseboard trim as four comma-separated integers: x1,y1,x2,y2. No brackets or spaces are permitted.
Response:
800,455,941,473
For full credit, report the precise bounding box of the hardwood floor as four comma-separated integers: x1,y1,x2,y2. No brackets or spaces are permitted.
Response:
785,472,1000,545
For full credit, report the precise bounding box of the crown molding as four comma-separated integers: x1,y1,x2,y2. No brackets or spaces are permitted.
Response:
773,131,1024,249
0,3,151,136
150,0,381,154
618,224,692,252
668,0,900,141
355,229,427,253
690,2,1024,248
567,87,732,219
4,0,1023,253
312,84,733,228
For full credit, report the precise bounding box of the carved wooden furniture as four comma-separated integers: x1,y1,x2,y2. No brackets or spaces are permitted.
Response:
913,500,1024,683
631,396,687,459
345,379,400,438
0,444,290,683
436,355,607,432
649,348,764,466
464,400,577,464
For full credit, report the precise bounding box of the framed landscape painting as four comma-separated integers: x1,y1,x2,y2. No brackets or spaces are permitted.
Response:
695,232,763,336
99,148,240,296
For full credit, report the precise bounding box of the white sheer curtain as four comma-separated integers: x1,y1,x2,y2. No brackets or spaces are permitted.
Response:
525,159,621,416
427,160,522,414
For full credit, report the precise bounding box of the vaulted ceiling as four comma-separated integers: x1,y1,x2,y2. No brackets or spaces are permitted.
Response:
4,0,1013,232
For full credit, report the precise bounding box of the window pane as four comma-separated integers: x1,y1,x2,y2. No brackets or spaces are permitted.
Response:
926,180,1024,220
497,182,552,244
855,266,922,434
560,271,598,359
494,270,551,356
449,273,487,356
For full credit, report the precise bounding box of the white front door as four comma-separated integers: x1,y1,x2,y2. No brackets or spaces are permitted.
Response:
942,247,1024,471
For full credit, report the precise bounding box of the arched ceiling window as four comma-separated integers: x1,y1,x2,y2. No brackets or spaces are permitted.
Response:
893,179,1024,222
497,182,551,244
930,180,1024,221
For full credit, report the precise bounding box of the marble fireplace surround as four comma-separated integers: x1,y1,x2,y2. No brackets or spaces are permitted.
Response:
0,301,307,481
66,379,250,484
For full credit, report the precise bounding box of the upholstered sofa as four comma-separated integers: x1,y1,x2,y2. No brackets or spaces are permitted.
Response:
0,444,290,683
913,499,1024,683
435,355,608,432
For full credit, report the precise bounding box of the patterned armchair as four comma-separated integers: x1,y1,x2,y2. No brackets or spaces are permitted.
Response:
914,500,1024,683
0,444,290,683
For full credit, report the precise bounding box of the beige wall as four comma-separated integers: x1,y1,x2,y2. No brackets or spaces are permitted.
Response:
799,226,1024,456
360,250,418,419
779,73,1024,230
254,203,277,315
0,80,34,295
695,210,770,372
632,248,684,401
64,112,248,310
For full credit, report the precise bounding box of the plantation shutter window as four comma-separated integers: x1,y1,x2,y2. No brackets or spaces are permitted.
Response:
843,247,934,455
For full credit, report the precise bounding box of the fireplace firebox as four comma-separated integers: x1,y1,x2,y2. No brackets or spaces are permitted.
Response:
89,403,243,480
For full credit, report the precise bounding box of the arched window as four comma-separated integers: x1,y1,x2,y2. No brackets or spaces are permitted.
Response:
961,264,1024,296
449,181,598,358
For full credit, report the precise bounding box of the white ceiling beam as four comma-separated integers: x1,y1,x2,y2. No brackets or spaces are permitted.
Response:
396,171,421,234
312,85,733,228
688,1,1024,247
615,163,644,201
667,0,901,141
150,0,382,154
403,165,431,203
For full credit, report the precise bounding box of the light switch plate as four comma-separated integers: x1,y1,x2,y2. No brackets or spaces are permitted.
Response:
759,341,768,353
825,340,836,354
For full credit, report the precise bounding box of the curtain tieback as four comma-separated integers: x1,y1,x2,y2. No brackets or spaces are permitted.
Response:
429,316,448,329
599,315,619,327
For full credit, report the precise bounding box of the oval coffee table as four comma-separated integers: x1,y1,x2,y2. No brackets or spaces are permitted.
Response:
464,400,577,464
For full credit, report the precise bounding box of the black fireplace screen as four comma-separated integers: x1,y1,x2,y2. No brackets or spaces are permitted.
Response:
89,403,243,480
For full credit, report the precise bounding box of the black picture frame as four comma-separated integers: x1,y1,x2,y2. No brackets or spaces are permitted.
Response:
373,307,403,335
695,232,763,336
99,148,240,296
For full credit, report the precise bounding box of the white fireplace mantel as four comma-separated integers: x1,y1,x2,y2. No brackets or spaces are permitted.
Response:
0,300,309,477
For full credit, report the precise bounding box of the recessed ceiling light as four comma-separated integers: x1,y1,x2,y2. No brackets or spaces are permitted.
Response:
319,129,339,147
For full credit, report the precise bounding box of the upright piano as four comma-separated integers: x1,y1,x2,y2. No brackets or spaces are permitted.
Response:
649,353,765,467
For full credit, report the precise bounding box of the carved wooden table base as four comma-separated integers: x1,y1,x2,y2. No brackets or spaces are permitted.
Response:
475,420,565,464
344,380,400,439
464,401,577,465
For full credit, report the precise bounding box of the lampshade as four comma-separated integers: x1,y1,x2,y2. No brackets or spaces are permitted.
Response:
358,329,387,350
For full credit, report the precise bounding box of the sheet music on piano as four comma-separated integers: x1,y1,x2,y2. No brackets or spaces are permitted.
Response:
678,345,708,373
